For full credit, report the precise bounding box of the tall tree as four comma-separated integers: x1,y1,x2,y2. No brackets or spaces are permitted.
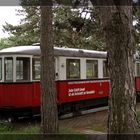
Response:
90,0,138,136
3,6,105,50
40,4,58,133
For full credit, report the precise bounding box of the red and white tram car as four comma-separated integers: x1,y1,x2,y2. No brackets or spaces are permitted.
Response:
0,45,139,119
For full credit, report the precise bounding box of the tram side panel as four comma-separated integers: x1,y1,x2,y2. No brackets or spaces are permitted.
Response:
135,77,140,92
32,82,41,107
0,84,11,107
57,79,110,105
135,77,140,102
0,83,33,109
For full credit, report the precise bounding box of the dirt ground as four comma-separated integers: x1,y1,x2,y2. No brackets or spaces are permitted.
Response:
59,103,140,134
59,110,108,133
136,103,140,112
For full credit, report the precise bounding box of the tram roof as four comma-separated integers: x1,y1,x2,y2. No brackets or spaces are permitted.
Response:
0,45,107,58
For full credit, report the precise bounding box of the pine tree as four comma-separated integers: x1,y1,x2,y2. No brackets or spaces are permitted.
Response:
3,6,105,50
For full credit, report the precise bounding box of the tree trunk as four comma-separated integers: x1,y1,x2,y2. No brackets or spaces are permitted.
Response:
100,6,138,134
90,0,138,136
40,5,59,133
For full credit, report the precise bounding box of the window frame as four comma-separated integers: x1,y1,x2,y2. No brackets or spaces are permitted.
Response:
66,59,80,80
4,57,13,82
86,59,98,79
32,57,41,81
16,57,30,82
103,60,109,78
136,62,140,77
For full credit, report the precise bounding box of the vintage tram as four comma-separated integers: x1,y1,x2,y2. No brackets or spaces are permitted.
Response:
0,45,139,119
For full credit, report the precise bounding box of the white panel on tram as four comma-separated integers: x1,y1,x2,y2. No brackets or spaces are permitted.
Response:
98,59,103,78
58,57,66,80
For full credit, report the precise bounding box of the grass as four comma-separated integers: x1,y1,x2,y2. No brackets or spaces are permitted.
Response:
0,123,79,134
0,122,40,134
0,122,14,133
15,125,40,134
0,121,92,140
137,112,140,126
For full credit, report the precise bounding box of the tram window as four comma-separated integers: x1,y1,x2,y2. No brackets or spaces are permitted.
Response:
103,60,109,77
5,58,13,81
0,59,2,80
16,57,30,81
66,59,80,79
86,60,98,78
136,63,140,76
32,58,40,80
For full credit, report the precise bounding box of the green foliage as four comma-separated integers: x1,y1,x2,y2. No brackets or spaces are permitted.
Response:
53,6,105,50
16,126,40,134
2,3,140,51
0,122,91,140
0,122,78,134
20,0,40,6
3,6,40,46
0,122,40,134
2,6,105,50
137,112,140,126
20,0,88,7
0,122,13,133
0,38,14,49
